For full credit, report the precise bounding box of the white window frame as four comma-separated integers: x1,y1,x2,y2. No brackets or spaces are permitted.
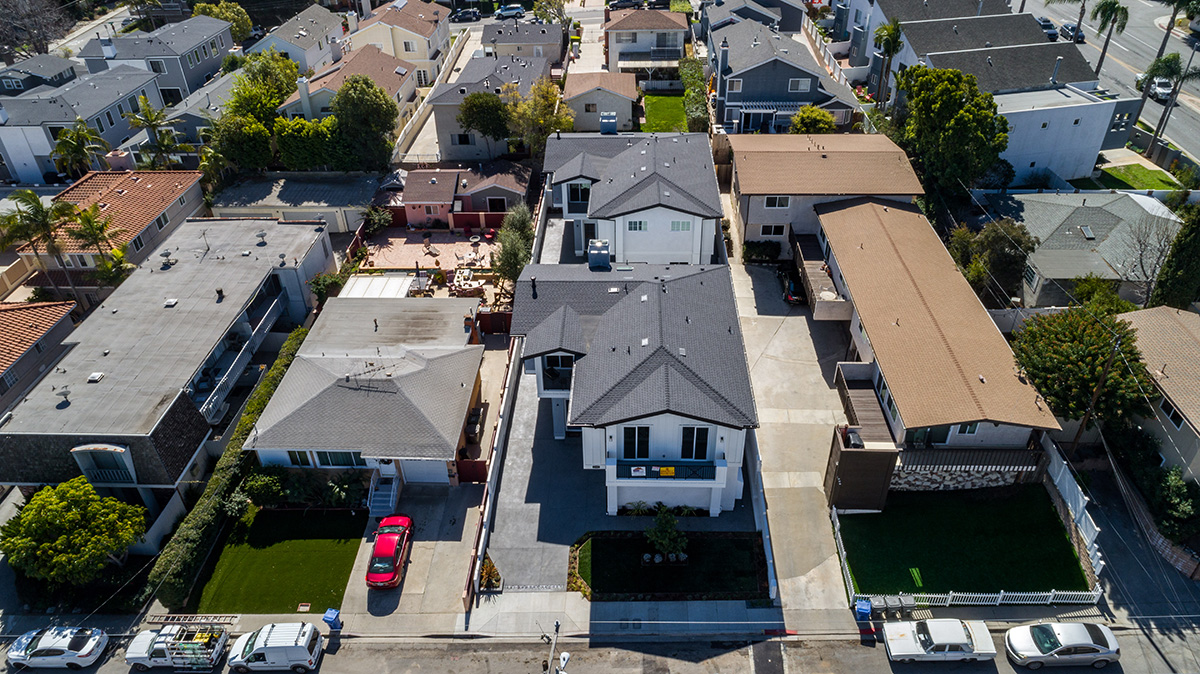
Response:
1161,397,1186,430
154,212,169,231
149,59,167,74
71,254,91,268
615,32,636,44
764,195,790,209
178,195,187,207
55,253,72,268
623,426,650,459
627,220,647,232
760,224,785,237
727,78,742,93
957,422,979,435
2,370,19,391
403,40,417,52
788,78,810,93
424,205,438,216
131,235,145,252
680,426,710,461
670,220,690,232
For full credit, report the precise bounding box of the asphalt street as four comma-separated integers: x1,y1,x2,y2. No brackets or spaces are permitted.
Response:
51,6,133,59
1020,0,1200,162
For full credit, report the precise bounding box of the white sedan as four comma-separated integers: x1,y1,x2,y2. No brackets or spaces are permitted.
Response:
1006,622,1120,669
883,618,998,663
6,627,109,670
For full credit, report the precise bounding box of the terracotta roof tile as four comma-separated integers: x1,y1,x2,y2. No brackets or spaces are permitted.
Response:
563,71,638,101
817,198,1059,431
604,9,688,31
729,134,923,196
0,301,75,373
282,45,415,107
1121,306,1200,430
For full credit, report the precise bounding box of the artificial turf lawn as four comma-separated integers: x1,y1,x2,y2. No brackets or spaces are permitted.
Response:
577,533,764,597
838,486,1090,594
196,507,367,613
1096,164,1180,190
642,94,688,133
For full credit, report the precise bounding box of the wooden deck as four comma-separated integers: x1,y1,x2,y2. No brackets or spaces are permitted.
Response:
836,372,895,444
794,235,841,305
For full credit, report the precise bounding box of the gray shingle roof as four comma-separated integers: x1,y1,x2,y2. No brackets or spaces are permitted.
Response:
986,192,1181,281
267,4,344,51
249,297,484,459
875,0,1011,22
78,15,230,59
524,304,587,357
704,0,781,29
902,14,1051,56
512,264,757,428
0,65,159,125
926,42,1097,93
483,21,564,44
426,54,550,105
713,21,857,107
0,54,77,79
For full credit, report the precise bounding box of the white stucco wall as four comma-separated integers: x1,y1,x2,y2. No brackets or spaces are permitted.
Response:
1001,96,1116,182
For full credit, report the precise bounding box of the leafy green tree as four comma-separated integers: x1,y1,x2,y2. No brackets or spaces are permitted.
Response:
198,146,230,191
1149,204,1200,308
53,118,110,178
124,96,192,168
192,1,252,42
221,53,247,73
1072,273,1138,316
532,0,569,36
947,225,975,268
0,477,146,585
945,219,1037,306
873,18,903,111
273,116,334,170
493,226,531,285
0,189,79,302
226,48,299,126
1090,0,1129,75
457,92,510,156
501,202,534,245
645,508,687,556
1012,308,1152,424
502,77,574,157
69,203,122,260
789,105,837,134
90,243,136,287
896,66,1008,196
330,74,399,170
212,114,273,171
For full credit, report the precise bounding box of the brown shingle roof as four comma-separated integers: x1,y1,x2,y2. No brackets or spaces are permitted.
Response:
818,198,1059,431
281,45,415,107
0,301,74,373
1121,306,1200,430
403,162,531,203
563,71,638,101
358,0,444,37
604,9,688,31
730,134,923,196
30,171,202,255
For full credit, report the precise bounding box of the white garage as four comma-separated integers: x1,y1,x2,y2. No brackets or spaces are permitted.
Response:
400,459,451,484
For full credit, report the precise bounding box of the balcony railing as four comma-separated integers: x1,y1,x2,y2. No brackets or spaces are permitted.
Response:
200,292,286,423
85,468,134,484
617,48,683,62
616,460,716,480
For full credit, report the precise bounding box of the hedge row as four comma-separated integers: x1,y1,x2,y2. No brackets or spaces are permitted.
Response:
143,327,310,609
679,58,709,133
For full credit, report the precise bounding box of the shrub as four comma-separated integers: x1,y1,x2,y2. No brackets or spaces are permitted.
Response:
1106,424,1200,544
645,509,687,556
241,470,287,506
360,206,392,237
742,240,781,260
143,327,309,609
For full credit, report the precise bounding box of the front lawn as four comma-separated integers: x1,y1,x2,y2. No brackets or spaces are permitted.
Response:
195,507,366,613
838,486,1089,594
573,531,767,601
1096,164,1180,190
642,94,688,133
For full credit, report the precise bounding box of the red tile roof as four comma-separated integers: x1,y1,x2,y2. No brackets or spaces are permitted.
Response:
30,170,202,255
0,301,75,373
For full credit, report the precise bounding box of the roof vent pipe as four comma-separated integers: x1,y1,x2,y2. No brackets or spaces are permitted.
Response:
976,0,983,15
1050,55,1063,84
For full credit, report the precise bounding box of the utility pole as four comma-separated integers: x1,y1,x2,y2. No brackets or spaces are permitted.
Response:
1068,337,1121,459
542,620,571,674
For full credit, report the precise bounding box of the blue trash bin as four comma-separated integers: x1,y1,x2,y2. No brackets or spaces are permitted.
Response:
854,598,872,622
323,608,343,631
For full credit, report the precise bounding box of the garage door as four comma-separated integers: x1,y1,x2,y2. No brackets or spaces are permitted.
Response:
400,459,449,484
283,210,344,232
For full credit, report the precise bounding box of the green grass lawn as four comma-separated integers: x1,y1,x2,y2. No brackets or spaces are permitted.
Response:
576,532,766,599
1068,177,1104,190
670,0,692,12
642,94,688,133
838,486,1089,594
195,507,366,613
1096,164,1180,190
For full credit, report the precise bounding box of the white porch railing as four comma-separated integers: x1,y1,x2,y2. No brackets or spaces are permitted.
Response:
830,508,1103,608
200,294,285,423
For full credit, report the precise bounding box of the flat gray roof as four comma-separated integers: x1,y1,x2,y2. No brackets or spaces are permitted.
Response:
214,176,380,209
1,218,323,436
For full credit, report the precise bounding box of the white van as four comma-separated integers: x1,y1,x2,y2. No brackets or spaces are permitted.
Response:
227,624,322,674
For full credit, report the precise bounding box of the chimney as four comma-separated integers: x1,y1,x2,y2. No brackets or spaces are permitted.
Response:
330,36,344,62
104,150,134,170
604,5,610,22
718,37,730,97
1050,55,1063,84
359,0,372,19
297,76,313,119
101,37,117,59
976,0,983,15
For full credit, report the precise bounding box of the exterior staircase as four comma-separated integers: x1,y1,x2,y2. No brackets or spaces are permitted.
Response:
368,474,399,517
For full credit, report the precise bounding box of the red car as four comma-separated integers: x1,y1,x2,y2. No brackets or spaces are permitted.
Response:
366,514,413,589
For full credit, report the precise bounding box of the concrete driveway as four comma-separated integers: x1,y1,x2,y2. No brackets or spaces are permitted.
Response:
338,484,483,634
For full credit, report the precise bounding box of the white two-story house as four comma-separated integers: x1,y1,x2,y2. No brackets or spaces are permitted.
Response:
543,133,723,264
351,0,450,87
247,4,357,72
511,264,758,516
603,8,689,85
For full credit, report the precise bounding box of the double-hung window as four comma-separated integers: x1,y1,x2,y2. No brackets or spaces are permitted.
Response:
764,195,790,209
670,221,691,232
727,79,742,93
623,426,650,459
627,221,646,232
788,78,810,93
681,427,709,460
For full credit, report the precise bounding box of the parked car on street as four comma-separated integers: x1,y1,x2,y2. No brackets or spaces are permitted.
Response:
450,8,480,21
883,619,998,663
366,514,414,589
124,625,229,671
494,4,525,19
608,0,642,8
1035,16,1058,40
6,627,109,670
1005,622,1120,669
228,623,322,674
1059,22,1086,42
1136,73,1173,101
248,25,266,39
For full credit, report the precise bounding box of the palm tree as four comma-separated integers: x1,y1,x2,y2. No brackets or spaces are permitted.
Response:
124,96,193,168
197,146,229,192
1145,52,1200,157
90,243,136,288
1135,0,1199,122
1046,0,1089,44
873,18,903,112
0,190,80,302
1090,0,1129,76
52,118,110,179
69,204,124,261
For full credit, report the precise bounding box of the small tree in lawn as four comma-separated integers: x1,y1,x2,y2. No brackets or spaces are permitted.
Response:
0,477,146,586
457,92,510,157
645,509,687,557
502,77,574,157
789,105,837,134
493,226,531,287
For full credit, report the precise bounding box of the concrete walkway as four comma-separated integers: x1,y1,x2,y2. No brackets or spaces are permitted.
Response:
730,263,858,633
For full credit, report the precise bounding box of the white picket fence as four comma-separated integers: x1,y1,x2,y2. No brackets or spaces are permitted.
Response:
830,508,1102,608
1041,434,1105,576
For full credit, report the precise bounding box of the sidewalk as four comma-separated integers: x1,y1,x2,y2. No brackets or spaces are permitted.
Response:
51,4,128,54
